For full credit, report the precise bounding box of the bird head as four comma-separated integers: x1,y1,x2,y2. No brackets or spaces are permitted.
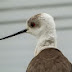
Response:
0,13,56,41
26,13,56,39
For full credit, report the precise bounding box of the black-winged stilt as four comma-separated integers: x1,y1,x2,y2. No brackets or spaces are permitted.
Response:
0,13,72,72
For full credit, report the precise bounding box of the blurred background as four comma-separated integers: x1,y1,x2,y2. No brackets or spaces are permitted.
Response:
0,0,72,72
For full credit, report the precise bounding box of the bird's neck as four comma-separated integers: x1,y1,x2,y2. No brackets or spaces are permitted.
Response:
34,32,57,56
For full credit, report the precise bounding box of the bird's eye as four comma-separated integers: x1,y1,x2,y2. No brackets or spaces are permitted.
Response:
30,22,35,27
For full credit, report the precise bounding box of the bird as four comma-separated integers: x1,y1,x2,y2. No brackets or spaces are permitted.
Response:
0,13,72,72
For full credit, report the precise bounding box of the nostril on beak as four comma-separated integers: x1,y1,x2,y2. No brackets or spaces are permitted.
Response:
0,29,28,40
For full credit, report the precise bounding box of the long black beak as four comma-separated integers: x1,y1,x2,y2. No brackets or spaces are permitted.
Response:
0,29,27,40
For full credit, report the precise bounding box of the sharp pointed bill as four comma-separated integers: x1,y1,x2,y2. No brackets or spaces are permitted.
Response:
0,29,27,40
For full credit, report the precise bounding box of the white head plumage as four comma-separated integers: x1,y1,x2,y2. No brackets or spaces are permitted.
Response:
27,13,57,56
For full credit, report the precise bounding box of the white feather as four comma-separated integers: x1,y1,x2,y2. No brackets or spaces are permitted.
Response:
27,13,57,56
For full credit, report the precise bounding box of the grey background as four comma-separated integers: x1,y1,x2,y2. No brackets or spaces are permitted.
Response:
0,0,72,72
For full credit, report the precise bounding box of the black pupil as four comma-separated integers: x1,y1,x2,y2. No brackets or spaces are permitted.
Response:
31,22,35,27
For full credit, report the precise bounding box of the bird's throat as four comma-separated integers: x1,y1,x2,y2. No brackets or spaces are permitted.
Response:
34,35,57,56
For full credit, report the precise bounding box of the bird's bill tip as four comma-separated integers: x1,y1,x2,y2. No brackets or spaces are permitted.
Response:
0,29,28,40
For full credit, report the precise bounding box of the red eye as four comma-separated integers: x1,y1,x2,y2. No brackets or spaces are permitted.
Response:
30,22,35,27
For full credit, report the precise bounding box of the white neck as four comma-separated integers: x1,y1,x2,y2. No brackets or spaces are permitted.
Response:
34,30,57,56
